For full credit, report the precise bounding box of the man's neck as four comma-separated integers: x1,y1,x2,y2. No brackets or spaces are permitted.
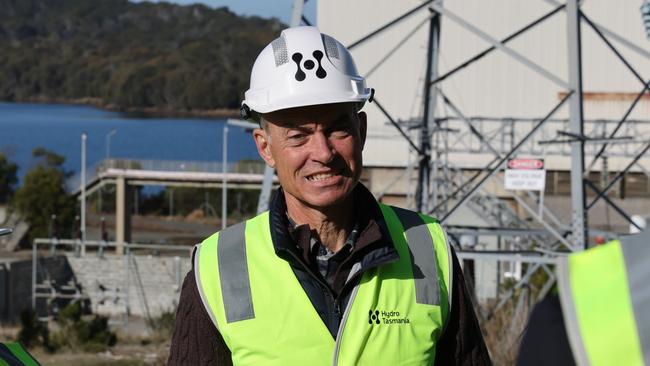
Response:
285,194,354,253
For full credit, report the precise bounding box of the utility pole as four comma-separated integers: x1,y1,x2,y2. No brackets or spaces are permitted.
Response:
222,125,228,230
80,132,87,255
566,0,587,250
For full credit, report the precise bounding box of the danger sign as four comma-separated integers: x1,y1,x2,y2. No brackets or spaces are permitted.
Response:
505,158,546,191
507,159,544,170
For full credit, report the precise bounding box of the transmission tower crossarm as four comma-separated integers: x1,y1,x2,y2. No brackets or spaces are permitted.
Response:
438,90,501,156
429,2,570,89
542,0,650,61
430,3,565,86
366,16,431,79
347,0,438,50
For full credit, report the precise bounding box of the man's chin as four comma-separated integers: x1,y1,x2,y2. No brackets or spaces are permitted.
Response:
303,188,355,210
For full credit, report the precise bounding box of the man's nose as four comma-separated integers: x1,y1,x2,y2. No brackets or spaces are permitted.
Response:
310,132,335,163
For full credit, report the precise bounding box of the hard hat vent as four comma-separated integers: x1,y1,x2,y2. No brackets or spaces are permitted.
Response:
322,34,339,59
271,37,289,67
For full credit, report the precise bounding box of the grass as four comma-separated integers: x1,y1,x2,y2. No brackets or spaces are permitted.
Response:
29,340,169,366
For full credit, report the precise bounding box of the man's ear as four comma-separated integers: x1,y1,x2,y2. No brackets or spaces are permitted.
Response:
253,128,275,167
358,111,367,150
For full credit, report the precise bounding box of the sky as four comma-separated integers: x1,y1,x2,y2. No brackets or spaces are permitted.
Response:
132,0,318,25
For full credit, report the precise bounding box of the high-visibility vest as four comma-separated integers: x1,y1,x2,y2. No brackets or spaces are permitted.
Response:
557,230,650,366
0,342,40,366
195,204,453,366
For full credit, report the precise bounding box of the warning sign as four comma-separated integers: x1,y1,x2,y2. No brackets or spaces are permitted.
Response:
505,158,546,191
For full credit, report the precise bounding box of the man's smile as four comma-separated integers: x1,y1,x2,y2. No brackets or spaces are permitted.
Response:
306,172,336,182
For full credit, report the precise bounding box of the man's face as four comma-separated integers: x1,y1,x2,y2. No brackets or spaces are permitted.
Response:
253,103,367,211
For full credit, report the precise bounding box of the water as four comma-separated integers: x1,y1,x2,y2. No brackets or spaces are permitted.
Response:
0,102,261,181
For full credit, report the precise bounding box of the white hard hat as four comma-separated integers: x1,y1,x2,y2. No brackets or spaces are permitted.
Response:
241,26,373,118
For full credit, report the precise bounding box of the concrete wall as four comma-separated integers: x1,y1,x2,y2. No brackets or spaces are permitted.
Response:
1,252,193,323
65,254,191,318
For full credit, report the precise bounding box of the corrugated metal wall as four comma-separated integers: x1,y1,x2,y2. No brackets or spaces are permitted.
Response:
318,1,650,170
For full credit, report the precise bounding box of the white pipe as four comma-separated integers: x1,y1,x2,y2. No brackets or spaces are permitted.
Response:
222,126,228,230
81,132,87,255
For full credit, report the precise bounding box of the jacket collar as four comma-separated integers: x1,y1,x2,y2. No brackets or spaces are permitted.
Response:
268,183,399,270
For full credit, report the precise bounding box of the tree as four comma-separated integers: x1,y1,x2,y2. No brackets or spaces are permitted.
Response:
0,0,282,111
13,148,76,241
0,153,18,203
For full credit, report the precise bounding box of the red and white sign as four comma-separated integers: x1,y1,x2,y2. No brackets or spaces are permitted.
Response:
507,159,544,170
505,158,546,191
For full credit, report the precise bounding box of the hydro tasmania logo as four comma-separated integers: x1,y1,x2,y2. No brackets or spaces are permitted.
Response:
368,309,411,325
368,310,380,324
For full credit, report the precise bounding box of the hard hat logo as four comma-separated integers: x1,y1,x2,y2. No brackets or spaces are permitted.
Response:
291,50,327,81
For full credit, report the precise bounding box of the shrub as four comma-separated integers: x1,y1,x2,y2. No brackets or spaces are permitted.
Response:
49,301,117,352
146,307,176,342
17,308,49,349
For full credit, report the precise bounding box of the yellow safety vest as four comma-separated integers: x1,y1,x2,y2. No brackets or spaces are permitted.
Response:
557,231,650,366
0,342,40,366
194,204,453,366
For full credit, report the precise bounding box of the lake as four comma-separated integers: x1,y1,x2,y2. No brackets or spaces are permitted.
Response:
0,102,261,181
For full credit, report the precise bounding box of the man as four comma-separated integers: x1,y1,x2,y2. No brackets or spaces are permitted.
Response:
168,26,490,365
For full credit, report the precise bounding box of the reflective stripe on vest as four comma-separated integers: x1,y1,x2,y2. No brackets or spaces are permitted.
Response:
0,342,40,366
557,231,650,366
195,204,452,366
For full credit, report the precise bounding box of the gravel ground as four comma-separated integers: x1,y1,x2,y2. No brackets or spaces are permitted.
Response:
27,341,170,366
1,323,172,366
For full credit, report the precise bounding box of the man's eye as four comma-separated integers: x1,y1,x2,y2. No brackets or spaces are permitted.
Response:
330,127,352,138
287,133,307,142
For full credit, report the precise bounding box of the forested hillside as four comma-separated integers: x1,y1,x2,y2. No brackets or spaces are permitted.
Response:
0,0,283,113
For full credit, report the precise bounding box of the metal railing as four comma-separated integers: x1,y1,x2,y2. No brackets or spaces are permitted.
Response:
65,158,266,193
435,117,650,158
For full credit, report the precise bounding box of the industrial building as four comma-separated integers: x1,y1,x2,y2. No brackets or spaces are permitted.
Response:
317,0,650,302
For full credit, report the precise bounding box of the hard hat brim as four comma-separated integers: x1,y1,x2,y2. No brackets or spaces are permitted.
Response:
244,90,371,114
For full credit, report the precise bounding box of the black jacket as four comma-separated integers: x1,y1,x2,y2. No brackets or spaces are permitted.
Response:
168,184,491,365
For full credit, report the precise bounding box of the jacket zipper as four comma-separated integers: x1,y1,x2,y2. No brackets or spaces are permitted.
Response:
331,259,398,366
284,250,398,366
285,250,337,301
331,283,360,366
284,250,344,336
